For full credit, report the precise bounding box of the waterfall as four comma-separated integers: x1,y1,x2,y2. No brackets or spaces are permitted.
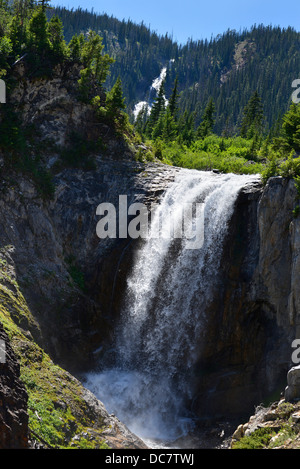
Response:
133,63,171,120
84,169,260,446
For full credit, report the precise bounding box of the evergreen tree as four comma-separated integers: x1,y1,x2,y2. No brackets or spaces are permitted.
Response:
168,75,179,120
134,104,148,135
67,33,84,61
280,102,300,152
0,0,11,38
78,30,114,102
178,110,195,145
106,76,126,117
240,90,264,139
48,15,66,61
0,35,12,77
9,15,24,56
9,0,35,56
146,79,166,136
28,5,51,57
151,114,164,140
197,98,215,138
36,0,51,12
80,30,114,84
161,106,177,142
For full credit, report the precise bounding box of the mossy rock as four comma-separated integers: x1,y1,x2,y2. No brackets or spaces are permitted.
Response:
0,268,110,449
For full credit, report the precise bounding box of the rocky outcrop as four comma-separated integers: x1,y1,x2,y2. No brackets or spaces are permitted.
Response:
79,386,148,449
0,325,29,449
230,399,300,449
0,244,148,449
9,61,105,148
257,177,300,334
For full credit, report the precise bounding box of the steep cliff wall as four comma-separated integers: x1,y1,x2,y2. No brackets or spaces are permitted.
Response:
0,63,175,448
1,60,300,446
1,156,299,446
192,176,300,421
0,324,28,449
0,230,151,449
0,159,178,372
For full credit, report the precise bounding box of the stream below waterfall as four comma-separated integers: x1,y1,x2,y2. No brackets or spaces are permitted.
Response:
84,169,260,448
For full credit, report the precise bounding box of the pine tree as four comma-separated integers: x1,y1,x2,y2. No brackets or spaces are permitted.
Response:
48,15,66,61
8,15,24,56
197,98,215,138
168,75,179,120
151,114,164,140
9,0,35,56
240,90,264,139
36,0,51,12
178,110,195,145
106,76,126,117
0,35,12,77
161,106,177,142
281,102,300,152
146,79,166,136
0,0,11,37
28,5,51,56
68,33,84,62
80,30,114,84
78,31,114,102
134,104,148,136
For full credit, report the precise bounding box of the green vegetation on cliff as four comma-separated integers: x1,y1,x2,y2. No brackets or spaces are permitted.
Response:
134,75,300,178
50,6,300,134
231,401,300,449
0,0,133,198
1,1,300,186
0,247,111,449
46,4,300,181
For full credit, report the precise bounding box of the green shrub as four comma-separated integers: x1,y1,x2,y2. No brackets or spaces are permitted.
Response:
232,427,275,449
278,154,300,178
293,205,300,218
261,156,279,184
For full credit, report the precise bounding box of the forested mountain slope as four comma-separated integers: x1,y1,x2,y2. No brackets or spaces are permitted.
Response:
50,6,300,134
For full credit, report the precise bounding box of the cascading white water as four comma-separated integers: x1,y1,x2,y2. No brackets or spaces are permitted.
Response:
133,64,170,120
84,169,260,446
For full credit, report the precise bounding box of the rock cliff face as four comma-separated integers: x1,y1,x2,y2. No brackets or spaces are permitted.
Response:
0,63,177,448
0,158,178,373
1,164,300,446
192,176,300,421
0,325,29,449
1,60,179,374
0,156,173,449
10,61,105,148
1,62,300,446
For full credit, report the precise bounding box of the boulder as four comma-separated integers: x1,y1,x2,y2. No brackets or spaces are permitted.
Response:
285,366,300,402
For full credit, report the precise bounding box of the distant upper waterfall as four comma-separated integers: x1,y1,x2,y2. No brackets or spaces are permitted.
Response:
133,62,173,120
85,169,260,445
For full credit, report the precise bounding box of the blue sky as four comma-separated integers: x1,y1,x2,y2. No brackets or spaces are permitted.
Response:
51,0,300,44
